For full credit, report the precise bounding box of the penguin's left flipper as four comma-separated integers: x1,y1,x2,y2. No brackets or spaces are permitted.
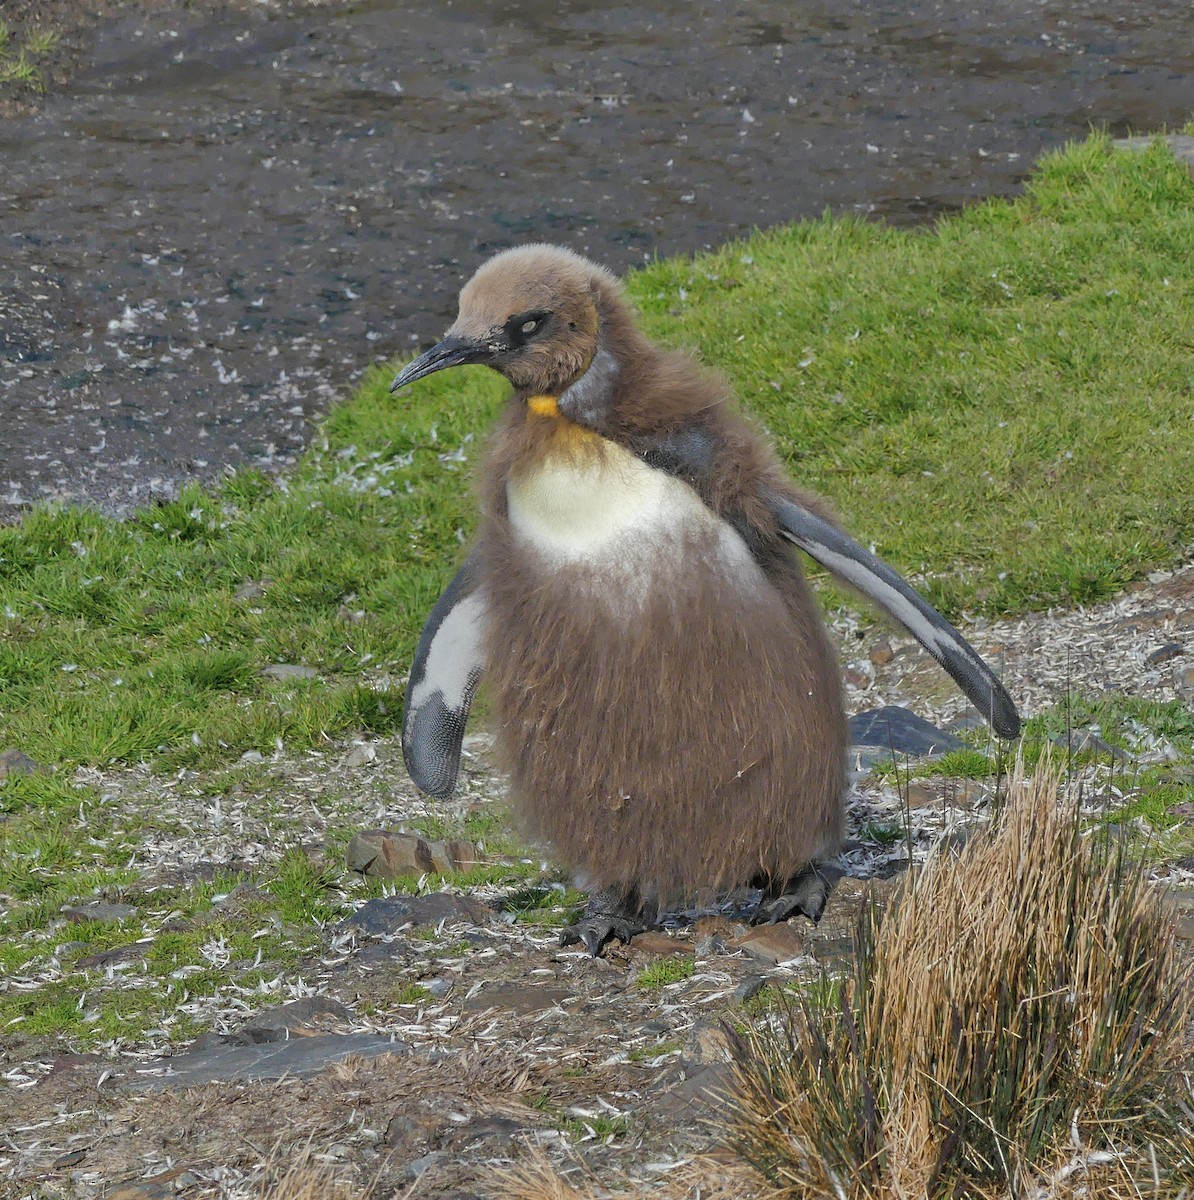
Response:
559,887,651,957
771,493,1020,741
402,551,487,799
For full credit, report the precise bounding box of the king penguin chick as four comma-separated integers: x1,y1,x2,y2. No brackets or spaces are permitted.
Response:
391,244,1019,956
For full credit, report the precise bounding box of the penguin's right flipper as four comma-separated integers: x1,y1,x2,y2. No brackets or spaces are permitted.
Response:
771,493,1020,740
402,552,487,798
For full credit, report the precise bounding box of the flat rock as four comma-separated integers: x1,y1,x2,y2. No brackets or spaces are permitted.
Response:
868,637,894,665
131,1031,408,1090
463,982,571,1016
63,901,137,924
346,830,484,878
630,930,692,957
849,706,965,769
733,923,807,965
340,893,487,937
1050,728,1130,760
76,939,153,969
649,1061,734,1124
1145,642,1184,667
1174,663,1194,702
1164,890,1194,941
259,663,318,681
343,743,377,768
904,778,983,811
0,748,41,779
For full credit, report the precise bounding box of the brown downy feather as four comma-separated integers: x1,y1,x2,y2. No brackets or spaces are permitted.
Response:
477,281,847,901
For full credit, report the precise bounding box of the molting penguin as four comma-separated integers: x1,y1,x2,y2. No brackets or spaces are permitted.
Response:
390,244,1019,956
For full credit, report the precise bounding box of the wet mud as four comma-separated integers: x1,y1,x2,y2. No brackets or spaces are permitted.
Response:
2,0,1192,512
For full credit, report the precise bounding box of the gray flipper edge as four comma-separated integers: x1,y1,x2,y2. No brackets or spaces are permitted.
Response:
771,494,1020,740
402,552,487,798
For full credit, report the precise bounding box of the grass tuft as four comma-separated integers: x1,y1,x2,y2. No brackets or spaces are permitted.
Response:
724,763,1194,1199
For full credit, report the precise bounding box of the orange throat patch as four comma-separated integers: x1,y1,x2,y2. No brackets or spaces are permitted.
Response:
526,394,562,419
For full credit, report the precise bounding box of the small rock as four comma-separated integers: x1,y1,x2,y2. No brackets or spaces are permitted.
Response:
1174,663,1194,702
63,902,137,924
343,743,377,768
1145,642,1185,667
192,996,356,1048
630,930,691,957
1051,728,1129,760
734,976,769,1004
844,667,871,688
903,778,982,811
1165,890,1194,941
869,637,894,666
693,934,726,956
682,1018,733,1067
260,663,318,681
849,706,966,768
239,749,264,763
77,940,153,969
423,978,453,999
340,893,487,937
233,579,270,602
402,1151,449,1182
0,748,41,780
733,923,807,965
444,1114,530,1152
345,830,484,878
52,1149,88,1168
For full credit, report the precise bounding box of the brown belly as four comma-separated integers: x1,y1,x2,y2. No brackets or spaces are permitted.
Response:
481,516,847,901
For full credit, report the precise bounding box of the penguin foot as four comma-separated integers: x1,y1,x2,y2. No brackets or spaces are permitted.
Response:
751,864,832,926
559,888,649,957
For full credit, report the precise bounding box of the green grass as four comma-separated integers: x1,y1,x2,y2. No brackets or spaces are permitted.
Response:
0,20,58,90
636,955,695,990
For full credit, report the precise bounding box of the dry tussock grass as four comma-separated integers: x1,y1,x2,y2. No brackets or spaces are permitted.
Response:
726,764,1194,1199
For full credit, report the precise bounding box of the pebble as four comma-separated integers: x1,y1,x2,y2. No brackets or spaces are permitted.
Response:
733,923,807,965
339,893,487,936
343,742,377,768
259,663,318,681
0,748,41,780
63,902,137,924
733,976,770,1004
1174,663,1194,702
869,637,894,665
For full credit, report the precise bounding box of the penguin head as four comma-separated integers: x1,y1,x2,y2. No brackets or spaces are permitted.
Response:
390,244,622,398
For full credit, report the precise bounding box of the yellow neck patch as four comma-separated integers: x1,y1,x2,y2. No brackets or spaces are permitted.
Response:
527,394,561,418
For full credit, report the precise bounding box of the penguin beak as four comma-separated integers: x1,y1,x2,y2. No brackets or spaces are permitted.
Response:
389,335,494,392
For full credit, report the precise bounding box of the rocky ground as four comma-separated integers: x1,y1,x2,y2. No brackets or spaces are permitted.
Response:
2,563,1193,1199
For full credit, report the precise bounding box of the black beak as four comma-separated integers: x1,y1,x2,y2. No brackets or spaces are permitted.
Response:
389,335,492,393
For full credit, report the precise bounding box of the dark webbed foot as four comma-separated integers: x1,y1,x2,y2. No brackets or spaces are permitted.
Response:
559,887,651,957
751,863,834,926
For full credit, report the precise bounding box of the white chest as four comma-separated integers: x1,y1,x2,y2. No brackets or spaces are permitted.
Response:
506,436,757,584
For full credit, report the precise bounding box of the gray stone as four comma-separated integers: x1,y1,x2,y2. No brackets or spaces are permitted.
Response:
1051,728,1130,760
444,1114,530,1152
1145,642,1185,667
849,706,965,769
0,748,41,780
401,1151,449,1182
343,743,377,768
733,976,769,1004
131,1031,408,1090
76,940,153,969
340,893,487,937
63,902,137,924
1174,663,1194,702
259,663,318,681
233,579,271,602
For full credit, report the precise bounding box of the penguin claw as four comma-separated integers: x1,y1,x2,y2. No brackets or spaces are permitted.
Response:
751,865,831,927
559,914,645,957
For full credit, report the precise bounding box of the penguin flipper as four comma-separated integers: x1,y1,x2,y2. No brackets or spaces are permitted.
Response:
770,494,1020,740
402,552,487,798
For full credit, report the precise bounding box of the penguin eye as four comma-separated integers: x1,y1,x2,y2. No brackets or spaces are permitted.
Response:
506,310,551,346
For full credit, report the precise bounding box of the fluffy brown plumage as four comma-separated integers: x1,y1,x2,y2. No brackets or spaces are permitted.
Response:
392,243,1018,950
